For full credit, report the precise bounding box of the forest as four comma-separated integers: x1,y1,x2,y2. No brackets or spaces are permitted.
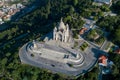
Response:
0,0,120,80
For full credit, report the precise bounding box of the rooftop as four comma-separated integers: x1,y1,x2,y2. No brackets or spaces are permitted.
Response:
99,55,108,66
94,0,112,5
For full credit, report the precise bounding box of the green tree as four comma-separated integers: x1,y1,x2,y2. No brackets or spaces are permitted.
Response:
113,28,120,45
87,29,97,40
64,16,72,22
69,6,75,14
112,1,120,14
73,0,78,6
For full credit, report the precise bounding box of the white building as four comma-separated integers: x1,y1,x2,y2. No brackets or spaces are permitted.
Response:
53,18,74,43
94,0,112,5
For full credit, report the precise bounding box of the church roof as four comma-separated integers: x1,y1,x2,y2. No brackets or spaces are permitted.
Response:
58,18,66,30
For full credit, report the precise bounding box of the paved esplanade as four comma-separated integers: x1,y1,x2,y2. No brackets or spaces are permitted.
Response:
19,19,98,76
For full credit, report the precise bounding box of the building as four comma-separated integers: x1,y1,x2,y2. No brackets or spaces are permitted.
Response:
94,0,112,5
81,18,96,34
53,18,74,43
28,19,82,65
98,55,108,66
98,55,113,74
79,28,87,35
115,49,120,54
98,55,113,66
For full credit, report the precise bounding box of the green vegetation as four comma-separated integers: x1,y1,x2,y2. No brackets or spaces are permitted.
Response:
111,0,120,15
113,28,120,44
96,0,120,47
31,54,34,57
95,28,103,35
0,26,19,44
0,0,100,79
105,52,120,80
86,29,98,41
0,0,120,80
86,29,104,43
67,63,73,67
95,36,105,45
100,4,110,12
80,42,88,51
105,42,111,50
74,41,78,48
77,66,99,80
73,31,79,39
97,15,120,46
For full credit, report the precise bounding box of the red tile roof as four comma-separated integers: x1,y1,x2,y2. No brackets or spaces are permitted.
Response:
79,28,87,34
99,55,107,66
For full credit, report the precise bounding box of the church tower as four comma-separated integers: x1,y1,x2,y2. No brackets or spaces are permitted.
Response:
58,18,66,30
64,24,70,42
53,27,57,40
53,18,72,43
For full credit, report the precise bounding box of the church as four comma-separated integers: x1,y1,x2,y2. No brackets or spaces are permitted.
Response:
53,18,74,43
19,18,98,76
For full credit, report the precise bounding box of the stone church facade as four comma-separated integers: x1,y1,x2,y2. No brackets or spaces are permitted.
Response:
53,18,74,43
